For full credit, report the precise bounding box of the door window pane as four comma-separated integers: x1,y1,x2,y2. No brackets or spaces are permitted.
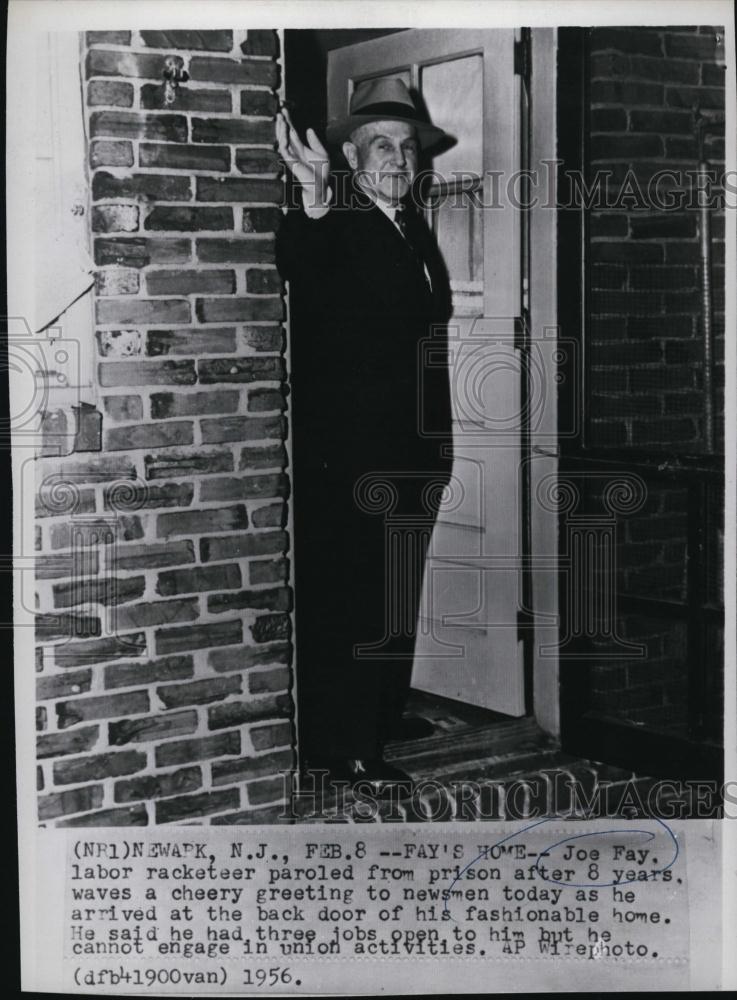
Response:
421,54,483,177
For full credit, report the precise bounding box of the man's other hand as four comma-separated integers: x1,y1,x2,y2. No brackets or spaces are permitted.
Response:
276,106,332,214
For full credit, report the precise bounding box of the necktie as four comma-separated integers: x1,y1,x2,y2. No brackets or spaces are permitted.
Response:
394,205,431,290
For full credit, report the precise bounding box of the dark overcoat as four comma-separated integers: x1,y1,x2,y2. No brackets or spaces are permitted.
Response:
276,182,453,760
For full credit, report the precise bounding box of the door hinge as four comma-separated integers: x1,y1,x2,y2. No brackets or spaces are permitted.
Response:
514,30,531,79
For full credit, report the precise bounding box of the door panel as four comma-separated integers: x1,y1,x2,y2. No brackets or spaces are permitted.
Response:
328,30,525,714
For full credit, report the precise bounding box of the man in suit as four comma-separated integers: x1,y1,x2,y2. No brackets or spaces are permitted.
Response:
276,78,454,787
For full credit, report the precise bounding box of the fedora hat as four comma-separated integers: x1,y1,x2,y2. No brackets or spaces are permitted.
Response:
325,77,452,150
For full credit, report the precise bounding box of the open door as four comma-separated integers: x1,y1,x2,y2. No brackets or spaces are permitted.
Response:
328,30,529,716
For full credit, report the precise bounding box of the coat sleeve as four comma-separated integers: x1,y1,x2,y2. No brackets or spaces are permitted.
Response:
275,204,349,311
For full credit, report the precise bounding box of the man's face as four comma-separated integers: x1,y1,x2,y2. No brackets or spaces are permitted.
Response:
343,120,419,205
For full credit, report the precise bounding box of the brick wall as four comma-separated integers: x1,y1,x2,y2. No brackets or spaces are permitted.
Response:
581,26,725,730
35,29,295,826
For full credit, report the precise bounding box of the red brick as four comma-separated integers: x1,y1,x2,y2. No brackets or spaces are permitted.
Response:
629,214,697,239
156,789,239,823
104,654,194,690
53,633,146,669
146,269,235,296
590,134,664,160
212,749,292,786
196,237,275,263
157,504,248,538
35,486,95,518
145,206,233,232
250,557,288,584
196,177,282,203
104,480,194,510
666,85,725,110
157,674,242,709
590,28,663,56
248,387,285,411
200,529,286,563
139,142,230,172
192,118,275,146
37,726,99,758
240,90,279,116
109,710,198,745
88,80,134,107
112,597,199,631
240,30,279,58
208,693,291,730
629,109,693,134
53,575,146,609
95,269,141,296
90,140,134,168
155,731,241,767
246,269,282,294
90,110,188,142
37,670,93,701
251,504,286,529
155,619,243,656
199,473,287,502
248,666,290,694
140,30,233,51
665,32,720,60
49,516,143,551
242,326,283,351
104,420,194,451
151,389,238,418
56,690,149,729
198,356,283,384
93,171,191,202
590,79,663,104
197,297,282,323
94,236,191,268
236,149,280,174
36,552,98,580
39,785,103,821
112,539,196,571
209,586,290,615
102,396,143,422
251,613,290,644
211,804,289,824
96,298,191,326
53,750,147,785
157,563,241,596
144,449,233,480
56,804,148,826
92,203,139,234
590,241,664,263
115,766,202,803
200,415,284,445
147,328,236,356
629,56,700,84
209,641,290,673
246,776,284,806
35,612,101,642
188,57,277,86
99,359,196,387
140,85,232,113
86,49,169,80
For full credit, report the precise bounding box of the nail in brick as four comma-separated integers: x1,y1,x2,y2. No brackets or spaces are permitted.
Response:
157,674,242,710
208,692,291,729
251,613,291,644
39,785,104,821
154,619,243,656
115,766,202,803
156,789,240,823
104,654,194,690
56,804,148,827
144,449,233,480
151,390,239,419
198,357,283,384
37,670,93,701
37,726,99,759
208,586,291,615
109,709,198,745
209,640,290,673
139,142,230,172
53,750,147,785
140,84,232,114
188,57,278,86
196,238,275,264
212,749,292,786
155,731,241,767
157,504,248,539
99,359,196,387
88,80,134,107
112,539,196,571
157,562,241,596
56,690,150,729
93,171,191,202
95,237,191,269
53,632,146,669
200,529,286,563
90,111,188,142
90,140,134,169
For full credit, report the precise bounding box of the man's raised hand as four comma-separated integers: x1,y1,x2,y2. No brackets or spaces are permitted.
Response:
276,106,332,210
